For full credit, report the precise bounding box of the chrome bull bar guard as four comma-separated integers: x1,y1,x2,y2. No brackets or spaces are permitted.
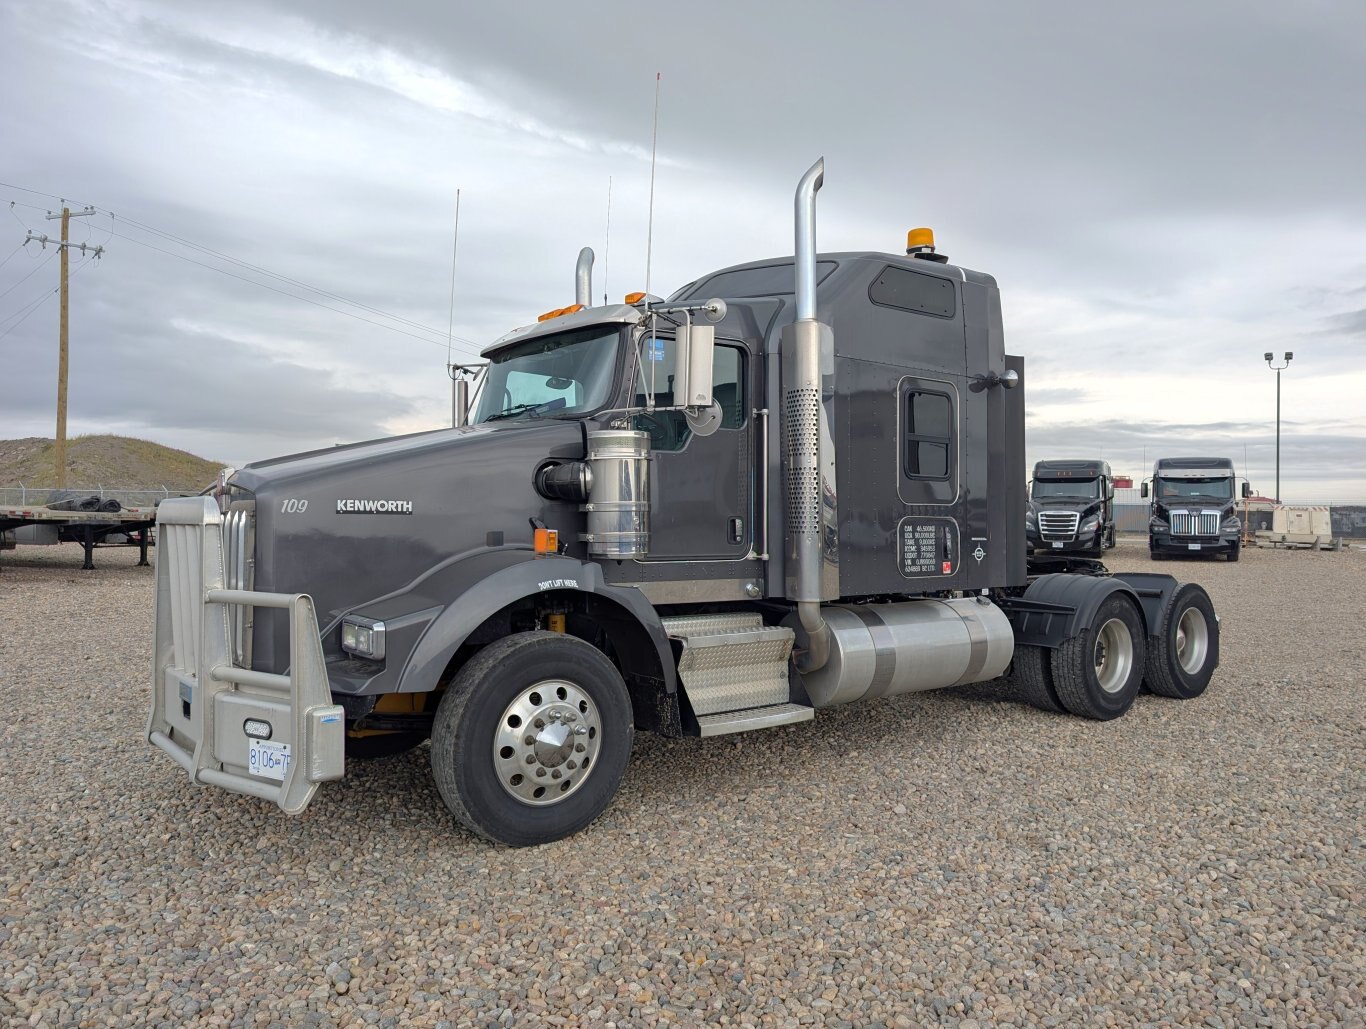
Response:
146,496,344,814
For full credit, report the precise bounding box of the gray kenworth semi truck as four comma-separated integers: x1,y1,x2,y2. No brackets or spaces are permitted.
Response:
1026,459,1116,557
1143,456,1249,562
147,161,1222,846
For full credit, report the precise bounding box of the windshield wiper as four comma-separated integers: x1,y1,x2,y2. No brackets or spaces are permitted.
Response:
486,399,565,418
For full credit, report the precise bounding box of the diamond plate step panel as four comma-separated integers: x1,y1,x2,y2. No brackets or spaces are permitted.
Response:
696,702,814,737
662,612,763,636
670,623,795,717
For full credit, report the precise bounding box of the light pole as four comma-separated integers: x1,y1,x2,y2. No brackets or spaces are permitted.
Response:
1263,351,1293,503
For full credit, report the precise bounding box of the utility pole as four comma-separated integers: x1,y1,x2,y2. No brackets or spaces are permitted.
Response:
26,206,101,487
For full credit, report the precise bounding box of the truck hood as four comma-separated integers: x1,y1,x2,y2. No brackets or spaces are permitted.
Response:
1029,498,1104,517
232,420,579,493
235,419,588,673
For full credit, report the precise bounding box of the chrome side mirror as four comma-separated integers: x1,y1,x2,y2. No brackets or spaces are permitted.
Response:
672,322,715,408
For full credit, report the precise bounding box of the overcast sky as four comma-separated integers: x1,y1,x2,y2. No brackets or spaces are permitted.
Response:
2,0,1363,500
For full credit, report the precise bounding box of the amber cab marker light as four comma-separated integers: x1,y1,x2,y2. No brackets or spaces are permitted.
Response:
624,291,646,304
906,227,935,250
534,527,559,554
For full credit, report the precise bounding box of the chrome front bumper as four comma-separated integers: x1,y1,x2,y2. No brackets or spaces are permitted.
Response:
146,496,344,814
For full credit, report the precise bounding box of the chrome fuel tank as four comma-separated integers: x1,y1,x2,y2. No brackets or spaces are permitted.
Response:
784,597,1013,708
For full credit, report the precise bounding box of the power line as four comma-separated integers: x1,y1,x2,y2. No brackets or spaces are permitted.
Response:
0,254,95,342
0,242,23,272
102,227,484,358
0,248,57,302
111,211,482,346
4,181,487,354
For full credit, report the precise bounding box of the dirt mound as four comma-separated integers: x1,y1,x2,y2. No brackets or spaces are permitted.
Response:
0,435,220,491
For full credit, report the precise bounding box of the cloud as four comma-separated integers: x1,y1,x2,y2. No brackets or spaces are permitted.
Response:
2,0,1364,500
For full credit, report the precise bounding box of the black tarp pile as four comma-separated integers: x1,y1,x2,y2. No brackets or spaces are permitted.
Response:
46,491,122,513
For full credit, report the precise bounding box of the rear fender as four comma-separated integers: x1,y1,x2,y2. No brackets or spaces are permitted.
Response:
1004,573,1148,648
1108,572,1181,637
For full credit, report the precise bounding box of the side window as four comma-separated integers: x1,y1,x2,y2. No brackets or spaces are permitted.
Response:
903,388,953,481
634,339,745,451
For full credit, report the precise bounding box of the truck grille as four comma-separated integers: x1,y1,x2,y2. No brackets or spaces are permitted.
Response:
1038,511,1079,541
222,506,255,664
1169,510,1219,537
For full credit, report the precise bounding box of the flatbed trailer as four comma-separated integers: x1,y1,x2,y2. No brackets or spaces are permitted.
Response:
0,504,157,570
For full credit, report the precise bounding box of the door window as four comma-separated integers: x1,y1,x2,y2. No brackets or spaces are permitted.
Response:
633,339,745,451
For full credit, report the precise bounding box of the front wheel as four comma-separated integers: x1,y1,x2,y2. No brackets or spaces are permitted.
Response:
1226,541,1240,563
431,631,634,846
1145,583,1219,699
1052,593,1147,720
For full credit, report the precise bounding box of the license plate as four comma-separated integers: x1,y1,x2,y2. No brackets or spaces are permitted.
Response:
1188,543,1201,550
1052,541,1064,549
248,739,291,781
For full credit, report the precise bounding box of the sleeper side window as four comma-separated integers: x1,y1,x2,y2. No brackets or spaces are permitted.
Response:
903,388,953,481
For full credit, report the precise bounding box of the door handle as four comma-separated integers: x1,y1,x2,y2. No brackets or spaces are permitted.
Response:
727,517,744,544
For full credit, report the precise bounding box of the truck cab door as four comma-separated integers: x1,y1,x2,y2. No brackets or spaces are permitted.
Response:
631,336,752,561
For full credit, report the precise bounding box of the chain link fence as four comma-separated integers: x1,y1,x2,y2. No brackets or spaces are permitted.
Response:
0,486,199,509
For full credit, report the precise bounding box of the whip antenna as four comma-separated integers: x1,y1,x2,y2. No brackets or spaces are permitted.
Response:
446,188,461,371
603,175,612,306
644,72,660,308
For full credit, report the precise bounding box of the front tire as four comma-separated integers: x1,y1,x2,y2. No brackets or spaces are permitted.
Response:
1145,583,1219,699
431,631,634,847
1052,593,1147,720
1226,541,1240,563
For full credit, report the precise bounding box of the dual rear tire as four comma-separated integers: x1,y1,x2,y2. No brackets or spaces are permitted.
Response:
1014,584,1219,718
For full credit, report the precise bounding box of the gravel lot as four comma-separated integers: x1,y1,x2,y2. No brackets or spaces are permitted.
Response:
2,538,1363,1026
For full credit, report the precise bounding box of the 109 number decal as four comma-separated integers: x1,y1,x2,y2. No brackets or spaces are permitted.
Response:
280,498,309,513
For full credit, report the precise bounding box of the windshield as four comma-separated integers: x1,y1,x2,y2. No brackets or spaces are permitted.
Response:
1032,478,1100,500
475,326,621,423
1155,476,1233,501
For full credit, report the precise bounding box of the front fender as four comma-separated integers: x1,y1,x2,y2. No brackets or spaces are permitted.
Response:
336,550,676,697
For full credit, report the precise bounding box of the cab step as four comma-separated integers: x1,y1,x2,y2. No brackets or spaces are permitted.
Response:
662,613,803,732
696,702,814,737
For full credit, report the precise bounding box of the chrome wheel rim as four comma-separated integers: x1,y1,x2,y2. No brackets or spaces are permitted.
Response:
494,679,600,806
1175,606,1209,675
1093,617,1134,694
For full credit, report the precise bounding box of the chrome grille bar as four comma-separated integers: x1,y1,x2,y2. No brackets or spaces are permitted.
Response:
1169,510,1219,537
1038,511,1080,540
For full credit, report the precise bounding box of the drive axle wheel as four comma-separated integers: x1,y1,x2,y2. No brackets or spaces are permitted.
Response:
1052,593,1147,720
431,631,633,846
1145,583,1219,699
1012,645,1065,714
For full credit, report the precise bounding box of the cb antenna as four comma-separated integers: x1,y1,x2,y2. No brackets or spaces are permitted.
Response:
603,175,612,306
644,72,660,309
446,187,461,373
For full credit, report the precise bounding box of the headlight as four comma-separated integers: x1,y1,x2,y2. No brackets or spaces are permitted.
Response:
1221,516,1241,530
1149,517,1168,531
341,616,386,660
1025,509,1036,523
1081,516,1100,531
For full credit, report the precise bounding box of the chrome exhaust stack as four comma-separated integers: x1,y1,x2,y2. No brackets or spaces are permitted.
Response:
782,158,836,672
575,247,594,307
